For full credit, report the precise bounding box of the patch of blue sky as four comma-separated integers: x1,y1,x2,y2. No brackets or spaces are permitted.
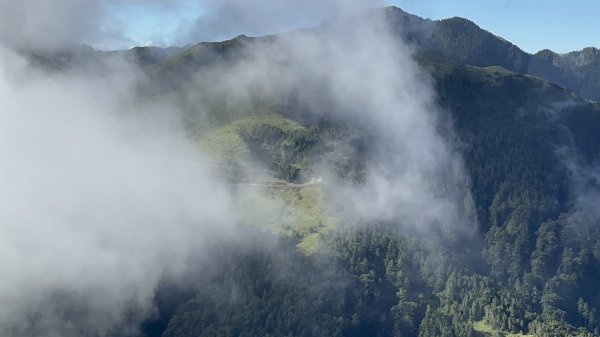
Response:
96,0,203,49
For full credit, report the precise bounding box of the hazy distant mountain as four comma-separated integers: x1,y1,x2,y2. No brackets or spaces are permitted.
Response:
22,44,183,73
107,46,184,66
384,6,600,101
529,47,600,101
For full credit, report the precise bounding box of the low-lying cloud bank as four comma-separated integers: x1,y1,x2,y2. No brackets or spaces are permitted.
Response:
0,46,238,336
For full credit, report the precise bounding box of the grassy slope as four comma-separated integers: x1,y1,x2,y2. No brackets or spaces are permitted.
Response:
195,114,335,254
473,320,534,337
196,114,305,164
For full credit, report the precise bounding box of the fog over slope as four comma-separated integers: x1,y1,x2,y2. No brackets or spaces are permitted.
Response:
208,11,475,232
0,44,240,336
0,1,474,336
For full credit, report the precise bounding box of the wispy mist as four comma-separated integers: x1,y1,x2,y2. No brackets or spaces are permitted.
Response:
0,0,104,52
559,146,600,227
183,8,475,233
0,46,236,336
183,0,382,42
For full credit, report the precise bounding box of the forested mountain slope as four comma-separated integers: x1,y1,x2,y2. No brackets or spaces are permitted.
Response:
137,20,600,337
23,6,600,337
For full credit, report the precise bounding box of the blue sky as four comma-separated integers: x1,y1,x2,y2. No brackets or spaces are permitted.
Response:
99,0,598,53
96,1,204,49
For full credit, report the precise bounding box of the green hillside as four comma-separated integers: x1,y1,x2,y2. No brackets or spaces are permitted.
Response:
140,40,600,336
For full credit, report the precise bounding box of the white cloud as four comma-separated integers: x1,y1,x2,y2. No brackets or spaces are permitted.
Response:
182,0,383,42
0,0,103,51
0,46,237,336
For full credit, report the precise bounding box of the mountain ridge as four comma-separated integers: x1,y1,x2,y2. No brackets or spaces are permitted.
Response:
24,6,600,101
132,6,598,100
